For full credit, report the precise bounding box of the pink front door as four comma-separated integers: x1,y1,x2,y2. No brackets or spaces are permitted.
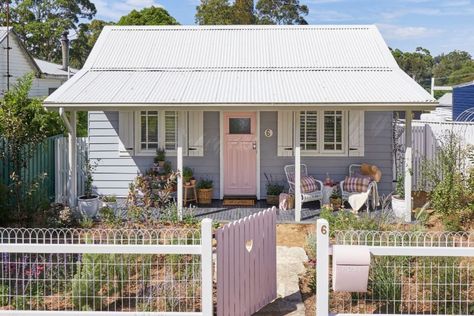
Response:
224,112,257,196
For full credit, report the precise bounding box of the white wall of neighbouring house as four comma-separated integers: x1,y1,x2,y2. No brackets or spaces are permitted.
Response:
0,34,65,98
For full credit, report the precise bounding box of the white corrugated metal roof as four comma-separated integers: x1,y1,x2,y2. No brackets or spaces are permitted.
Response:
34,59,78,77
45,25,436,107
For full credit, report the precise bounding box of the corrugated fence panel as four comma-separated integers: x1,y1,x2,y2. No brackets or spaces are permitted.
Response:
216,207,277,316
0,136,60,209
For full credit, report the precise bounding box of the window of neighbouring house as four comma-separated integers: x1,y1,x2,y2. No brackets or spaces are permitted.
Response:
138,110,177,153
299,110,346,155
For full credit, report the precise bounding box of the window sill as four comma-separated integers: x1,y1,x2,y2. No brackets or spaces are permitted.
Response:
134,150,177,157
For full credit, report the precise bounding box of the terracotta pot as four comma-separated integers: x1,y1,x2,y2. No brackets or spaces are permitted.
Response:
158,161,165,167
190,179,197,186
330,197,342,211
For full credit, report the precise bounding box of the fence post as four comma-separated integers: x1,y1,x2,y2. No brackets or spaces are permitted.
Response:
201,218,213,316
316,218,329,316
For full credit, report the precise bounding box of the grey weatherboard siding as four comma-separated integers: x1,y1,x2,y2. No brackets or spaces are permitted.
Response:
89,111,393,198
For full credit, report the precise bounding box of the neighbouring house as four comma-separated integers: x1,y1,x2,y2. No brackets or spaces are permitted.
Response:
420,93,453,122
453,82,474,121
44,25,436,220
0,27,76,97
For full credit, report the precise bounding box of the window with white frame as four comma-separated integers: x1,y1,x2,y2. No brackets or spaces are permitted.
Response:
299,110,346,154
300,111,318,151
138,110,178,154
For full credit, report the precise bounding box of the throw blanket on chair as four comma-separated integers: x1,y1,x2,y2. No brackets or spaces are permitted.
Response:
348,182,379,211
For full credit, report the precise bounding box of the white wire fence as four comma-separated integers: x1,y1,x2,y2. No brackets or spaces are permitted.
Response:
0,222,213,315
316,220,474,316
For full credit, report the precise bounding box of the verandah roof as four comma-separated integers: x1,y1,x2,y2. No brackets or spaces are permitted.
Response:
44,25,437,109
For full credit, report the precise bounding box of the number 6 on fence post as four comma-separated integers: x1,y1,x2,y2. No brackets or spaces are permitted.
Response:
316,219,329,316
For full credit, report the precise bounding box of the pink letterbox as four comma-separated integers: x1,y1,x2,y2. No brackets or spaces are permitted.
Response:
332,245,371,292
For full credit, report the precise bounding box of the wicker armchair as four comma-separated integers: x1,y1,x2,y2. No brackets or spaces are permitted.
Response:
284,164,323,207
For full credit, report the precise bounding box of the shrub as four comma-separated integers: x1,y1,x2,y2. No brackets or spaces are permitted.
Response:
422,132,474,229
0,284,9,306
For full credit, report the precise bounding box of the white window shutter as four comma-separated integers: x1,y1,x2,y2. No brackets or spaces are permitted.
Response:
118,111,134,157
348,110,365,157
278,111,294,156
187,111,204,157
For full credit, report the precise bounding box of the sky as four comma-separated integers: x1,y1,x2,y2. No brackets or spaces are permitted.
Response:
93,0,474,56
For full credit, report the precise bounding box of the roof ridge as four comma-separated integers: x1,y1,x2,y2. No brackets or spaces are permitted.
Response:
89,67,394,72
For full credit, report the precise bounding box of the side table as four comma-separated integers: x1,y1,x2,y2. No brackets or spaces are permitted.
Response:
184,184,198,205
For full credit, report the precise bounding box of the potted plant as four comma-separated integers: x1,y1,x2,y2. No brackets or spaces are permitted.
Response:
190,177,197,186
163,161,172,176
154,147,166,167
330,186,342,211
391,174,412,219
101,195,117,213
197,178,213,205
78,160,100,218
183,167,193,185
265,174,284,205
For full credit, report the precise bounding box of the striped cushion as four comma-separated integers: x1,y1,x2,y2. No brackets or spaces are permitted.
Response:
301,176,319,193
343,176,370,193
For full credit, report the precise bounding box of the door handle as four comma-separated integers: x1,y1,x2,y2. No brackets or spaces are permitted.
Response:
252,142,257,150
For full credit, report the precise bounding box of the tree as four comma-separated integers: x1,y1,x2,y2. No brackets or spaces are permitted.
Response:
117,6,179,26
196,0,309,25
1,0,96,63
195,0,234,25
234,0,256,24
0,74,65,218
256,0,309,25
433,51,474,86
70,19,113,69
391,47,434,90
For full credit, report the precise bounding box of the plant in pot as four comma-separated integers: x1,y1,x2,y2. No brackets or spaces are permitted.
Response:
101,195,117,213
391,174,411,220
330,186,342,211
183,167,193,186
197,178,213,205
163,161,172,178
78,160,100,218
154,147,166,168
265,174,284,205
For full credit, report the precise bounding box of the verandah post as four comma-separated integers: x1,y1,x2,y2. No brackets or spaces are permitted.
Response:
404,110,412,222
201,218,213,316
294,112,302,222
316,218,329,316
68,111,77,209
177,135,183,220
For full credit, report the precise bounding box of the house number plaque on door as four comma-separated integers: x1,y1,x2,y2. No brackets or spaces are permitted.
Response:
264,128,273,137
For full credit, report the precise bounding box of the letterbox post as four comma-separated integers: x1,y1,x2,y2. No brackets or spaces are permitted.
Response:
316,219,329,316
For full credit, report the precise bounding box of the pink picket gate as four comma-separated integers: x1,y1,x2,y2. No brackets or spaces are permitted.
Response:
216,207,278,316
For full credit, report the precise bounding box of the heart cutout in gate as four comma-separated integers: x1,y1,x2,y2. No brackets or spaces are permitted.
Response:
245,239,253,252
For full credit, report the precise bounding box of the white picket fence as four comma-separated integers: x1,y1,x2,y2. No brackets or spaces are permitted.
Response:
0,220,214,315
54,137,88,203
316,219,474,316
397,120,474,189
